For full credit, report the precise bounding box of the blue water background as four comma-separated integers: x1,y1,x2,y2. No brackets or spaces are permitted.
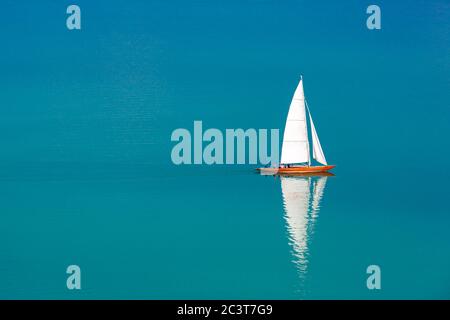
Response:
0,0,449,299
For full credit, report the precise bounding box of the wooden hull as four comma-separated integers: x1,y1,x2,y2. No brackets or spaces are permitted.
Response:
257,165,335,176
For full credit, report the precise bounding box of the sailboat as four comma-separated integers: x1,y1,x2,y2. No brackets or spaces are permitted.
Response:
257,76,335,175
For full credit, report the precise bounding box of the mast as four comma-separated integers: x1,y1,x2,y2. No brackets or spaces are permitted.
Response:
302,75,311,167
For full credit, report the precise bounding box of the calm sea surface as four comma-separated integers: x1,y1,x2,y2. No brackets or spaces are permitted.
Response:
0,0,449,299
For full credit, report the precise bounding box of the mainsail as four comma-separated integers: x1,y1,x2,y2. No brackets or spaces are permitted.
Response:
280,79,310,165
280,77,328,166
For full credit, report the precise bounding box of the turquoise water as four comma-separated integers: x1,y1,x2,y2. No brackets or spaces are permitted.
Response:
0,0,449,299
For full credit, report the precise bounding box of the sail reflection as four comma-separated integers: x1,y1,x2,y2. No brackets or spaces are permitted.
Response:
280,176,329,281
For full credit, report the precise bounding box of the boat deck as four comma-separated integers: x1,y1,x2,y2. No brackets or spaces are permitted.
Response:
257,165,335,176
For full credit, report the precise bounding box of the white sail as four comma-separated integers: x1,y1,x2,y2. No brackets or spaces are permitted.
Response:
280,79,310,164
308,112,327,165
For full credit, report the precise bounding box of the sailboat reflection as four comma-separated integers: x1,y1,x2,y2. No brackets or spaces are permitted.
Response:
280,175,329,282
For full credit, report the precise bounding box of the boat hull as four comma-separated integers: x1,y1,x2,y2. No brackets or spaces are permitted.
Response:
257,165,335,176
